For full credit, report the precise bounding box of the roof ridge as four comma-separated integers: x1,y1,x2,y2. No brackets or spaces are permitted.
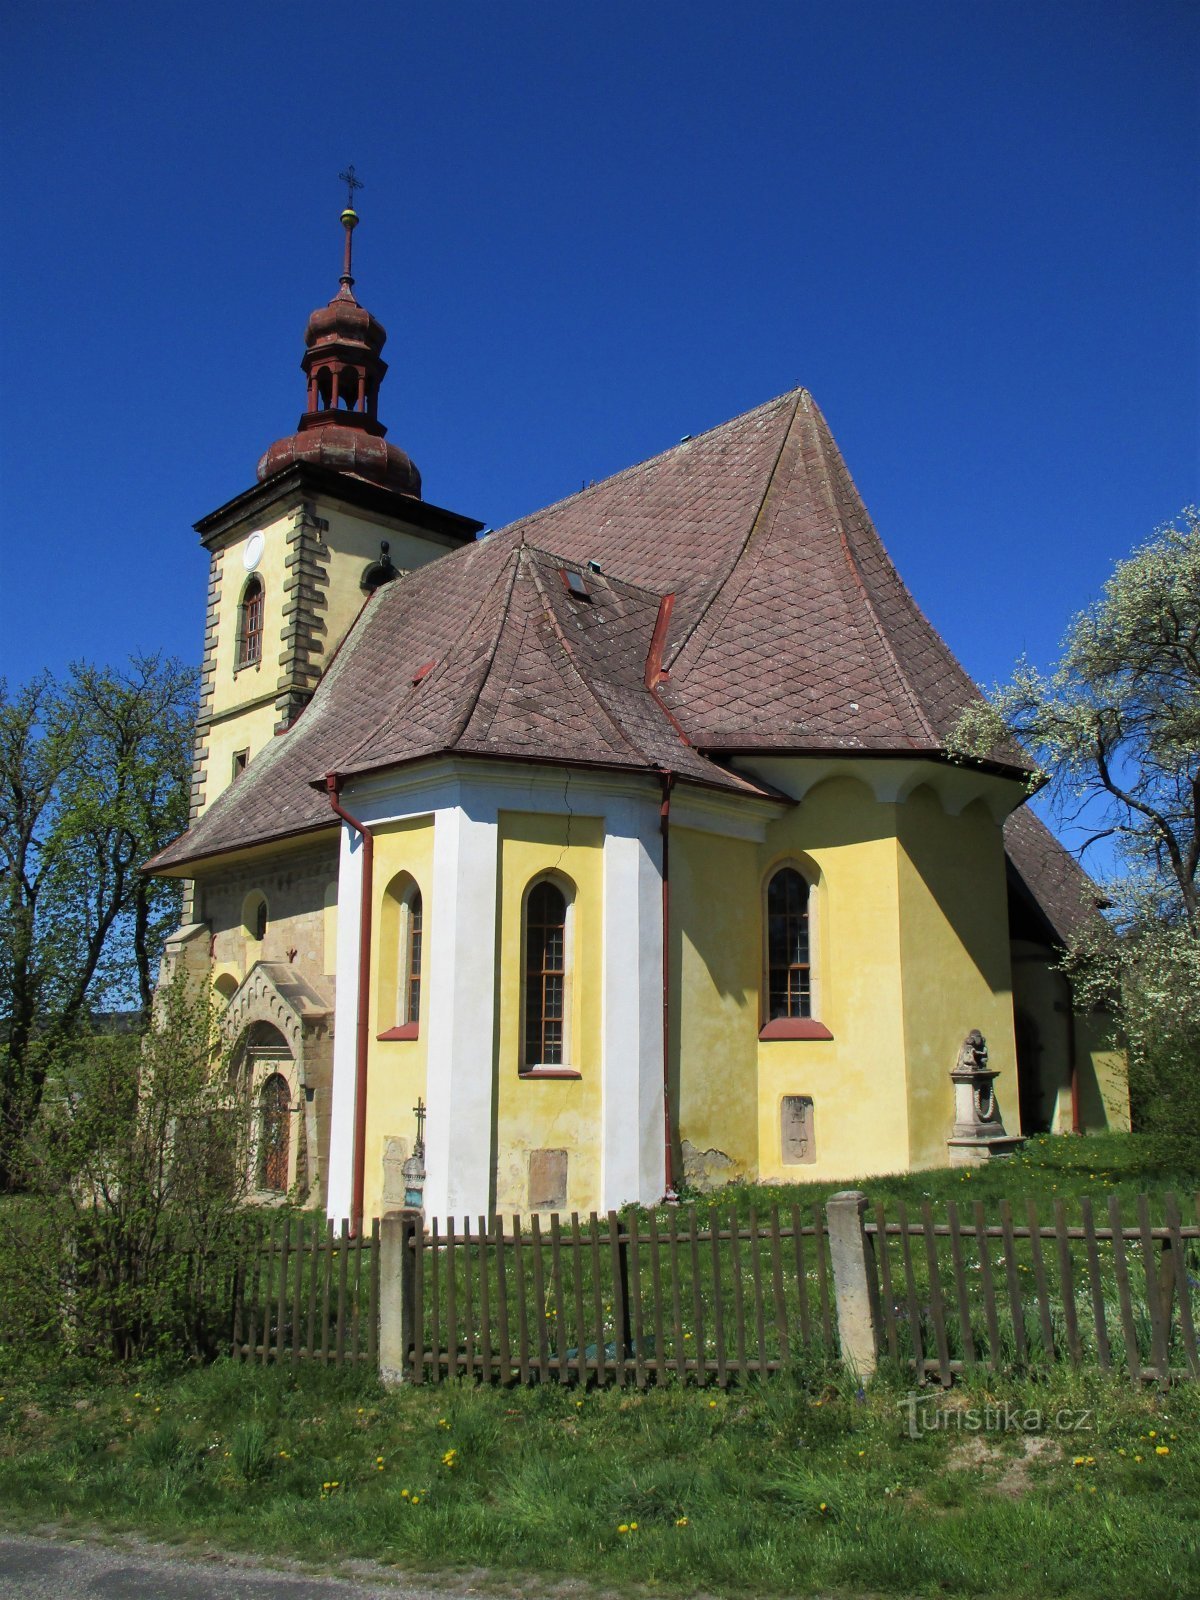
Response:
489,388,807,547
802,395,940,747
521,553,654,765
518,540,668,602
441,541,527,750
661,390,804,674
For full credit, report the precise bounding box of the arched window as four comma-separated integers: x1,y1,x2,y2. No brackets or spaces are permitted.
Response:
258,1073,290,1192
403,888,423,1026
766,867,812,1020
377,874,423,1038
523,877,572,1068
238,576,264,669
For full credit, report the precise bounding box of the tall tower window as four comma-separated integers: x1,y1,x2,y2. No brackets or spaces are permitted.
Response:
238,576,264,669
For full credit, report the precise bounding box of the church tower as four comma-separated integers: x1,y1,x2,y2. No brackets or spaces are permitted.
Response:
188,185,482,825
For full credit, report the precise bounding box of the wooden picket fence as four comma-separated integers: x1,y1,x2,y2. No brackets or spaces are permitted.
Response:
402,1204,838,1386
229,1215,379,1367
226,1190,1200,1389
866,1191,1200,1385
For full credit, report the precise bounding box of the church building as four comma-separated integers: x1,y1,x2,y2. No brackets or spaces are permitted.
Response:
148,202,1129,1229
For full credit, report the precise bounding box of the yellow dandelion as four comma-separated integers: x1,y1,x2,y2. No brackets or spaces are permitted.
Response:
618,1524,629,1534
1156,1446,1170,1456
709,1400,717,1408
376,1456,384,1464
676,1516,689,1526
401,1488,410,1498
411,1495,420,1504
630,1521,638,1531
1134,1454,1143,1463
819,1502,827,1512
1149,1429,1157,1438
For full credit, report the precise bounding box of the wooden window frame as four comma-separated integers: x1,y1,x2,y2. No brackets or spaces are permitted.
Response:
520,873,578,1077
760,863,833,1041
237,576,264,671
377,876,423,1041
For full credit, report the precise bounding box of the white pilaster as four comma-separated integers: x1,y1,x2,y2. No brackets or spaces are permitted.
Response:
423,798,499,1225
601,799,666,1210
326,819,365,1223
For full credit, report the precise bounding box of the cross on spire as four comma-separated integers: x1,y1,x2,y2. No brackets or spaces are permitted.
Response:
339,164,364,208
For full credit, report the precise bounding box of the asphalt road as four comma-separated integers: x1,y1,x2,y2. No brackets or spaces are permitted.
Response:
0,1534,524,1599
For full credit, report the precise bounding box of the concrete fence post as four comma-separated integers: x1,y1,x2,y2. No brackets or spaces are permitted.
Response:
378,1208,422,1387
825,1190,881,1380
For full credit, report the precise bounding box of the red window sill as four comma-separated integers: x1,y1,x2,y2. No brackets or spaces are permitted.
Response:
758,1017,834,1041
519,1067,582,1080
377,1023,419,1041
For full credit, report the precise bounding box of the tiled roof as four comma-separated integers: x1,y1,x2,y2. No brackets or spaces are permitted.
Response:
150,387,1076,933
1003,806,1105,944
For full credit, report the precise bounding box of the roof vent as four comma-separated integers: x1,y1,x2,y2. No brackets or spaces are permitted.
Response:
586,558,603,574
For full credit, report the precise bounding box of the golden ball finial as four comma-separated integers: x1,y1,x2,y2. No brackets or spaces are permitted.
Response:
341,207,359,230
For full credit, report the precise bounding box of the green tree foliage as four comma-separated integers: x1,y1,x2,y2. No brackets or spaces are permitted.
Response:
3,970,251,1360
0,654,196,1189
950,509,1200,1139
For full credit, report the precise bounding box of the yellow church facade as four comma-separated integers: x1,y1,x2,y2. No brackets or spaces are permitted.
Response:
150,205,1128,1229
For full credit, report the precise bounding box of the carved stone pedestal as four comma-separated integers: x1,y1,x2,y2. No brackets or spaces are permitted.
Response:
947,1029,1024,1166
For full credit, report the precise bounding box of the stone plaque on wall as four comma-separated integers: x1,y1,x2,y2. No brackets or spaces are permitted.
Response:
528,1148,568,1211
781,1096,816,1165
382,1137,411,1208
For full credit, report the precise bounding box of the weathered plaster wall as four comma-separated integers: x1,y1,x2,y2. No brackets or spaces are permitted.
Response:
199,839,339,990
493,810,605,1217
362,815,435,1223
196,839,338,1203
895,787,1018,1168
669,826,760,1187
1011,941,1130,1134
754,775,910,1184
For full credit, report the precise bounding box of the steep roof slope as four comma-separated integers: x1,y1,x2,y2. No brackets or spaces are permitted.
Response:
151,387,1041,875
1003,806,1105,944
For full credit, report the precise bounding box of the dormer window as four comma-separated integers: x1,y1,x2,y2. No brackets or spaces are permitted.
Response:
238,577,264,669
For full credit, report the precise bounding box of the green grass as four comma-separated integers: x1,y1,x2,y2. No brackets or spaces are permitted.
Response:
1,1134,1197,1595
684,1130,1200,1219
0,1354,1198,1598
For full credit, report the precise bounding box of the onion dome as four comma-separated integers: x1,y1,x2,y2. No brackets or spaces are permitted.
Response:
257,203,421,496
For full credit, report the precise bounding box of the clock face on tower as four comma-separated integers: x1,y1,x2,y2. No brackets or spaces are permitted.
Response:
243,530,265,572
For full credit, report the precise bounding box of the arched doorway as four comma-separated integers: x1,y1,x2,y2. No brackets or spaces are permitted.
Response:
231,1020,296,1196
259,1073,291,1192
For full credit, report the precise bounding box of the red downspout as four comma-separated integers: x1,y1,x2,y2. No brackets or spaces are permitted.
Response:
659,770,677,1202
325,772,374,1236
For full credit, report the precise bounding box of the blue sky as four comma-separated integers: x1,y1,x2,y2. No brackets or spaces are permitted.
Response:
1,0,1196,713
